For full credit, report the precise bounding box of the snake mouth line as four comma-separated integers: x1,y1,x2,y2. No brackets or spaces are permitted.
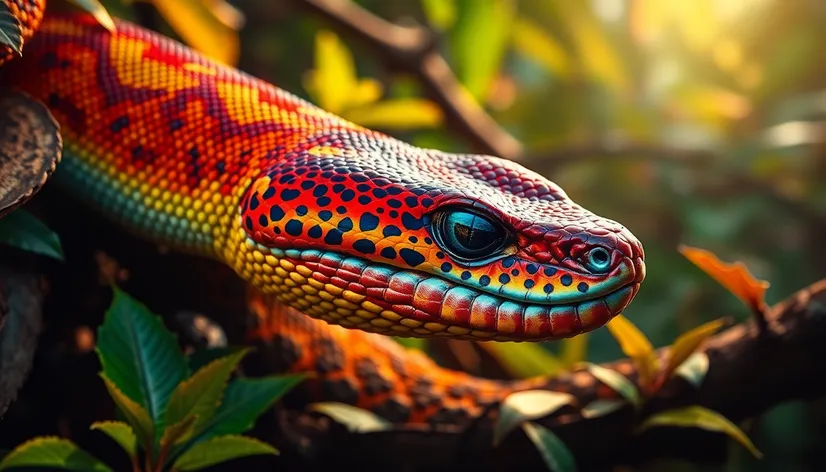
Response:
255,243,642,342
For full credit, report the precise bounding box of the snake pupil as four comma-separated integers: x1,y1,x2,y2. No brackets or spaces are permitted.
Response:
434,209,508,261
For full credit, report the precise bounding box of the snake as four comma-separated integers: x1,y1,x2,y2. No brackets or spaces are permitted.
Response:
1,7,646,424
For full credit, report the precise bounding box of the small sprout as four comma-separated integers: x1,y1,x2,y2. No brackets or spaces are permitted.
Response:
4,288,301,471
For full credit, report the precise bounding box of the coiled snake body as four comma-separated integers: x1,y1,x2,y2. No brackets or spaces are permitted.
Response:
2,8,646,424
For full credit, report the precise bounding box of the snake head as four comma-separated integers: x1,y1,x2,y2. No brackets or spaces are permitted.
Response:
236,131,645,341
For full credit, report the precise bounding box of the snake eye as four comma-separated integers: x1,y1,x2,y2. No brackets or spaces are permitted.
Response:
433,208,509,262
583,247,612,273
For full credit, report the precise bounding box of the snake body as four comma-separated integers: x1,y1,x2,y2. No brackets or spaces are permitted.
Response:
1,11,646,423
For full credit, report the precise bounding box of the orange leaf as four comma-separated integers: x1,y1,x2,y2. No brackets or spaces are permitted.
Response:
679,245,770,315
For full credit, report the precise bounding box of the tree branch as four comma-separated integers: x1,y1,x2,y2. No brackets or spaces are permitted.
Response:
273,279,826,470
287,0,523,160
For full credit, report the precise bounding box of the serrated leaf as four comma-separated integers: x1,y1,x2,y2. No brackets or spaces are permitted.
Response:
172,435,278,471
96,287,188,438
0,209,64,260
674,352,710,388
663,318,725,380
68,0,116,32
91,421,137,459
147,0,240,65
606,315,659,389
101,374,154,448
0,437,111,472
511,17,572,79
581,399,627,419
679,245,770,317
0,4,22,56
638,406,762,458
585,363,641,407
478,342,565,378
420,0,456,31
494,390,575,446
451,0,515,100
343,99,443,130
311,402,391,433
303,30,360,114
165,349,250,439
522,422,578,472
195,375,304,440
160,415,197,449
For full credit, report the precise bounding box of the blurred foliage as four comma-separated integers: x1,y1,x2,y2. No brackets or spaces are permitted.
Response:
68,0,826,469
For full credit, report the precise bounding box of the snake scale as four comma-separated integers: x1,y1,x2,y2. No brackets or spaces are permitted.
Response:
1,4,645,426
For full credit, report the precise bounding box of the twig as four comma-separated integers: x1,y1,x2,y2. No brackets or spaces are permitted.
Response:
287,0,523,160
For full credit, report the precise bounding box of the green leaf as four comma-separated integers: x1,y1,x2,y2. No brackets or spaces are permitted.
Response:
674,352,710,388
311,402,391,433
420,0,456,31
585,363,641,407
0,437,112,472
637,406,763,459
160,415,197,449
581,399,627,419
198,375,304,439
451,0,516,100
664,318,726,380
342,99,443,130
172,435,278,471
67,0,116,32
522,422,578,472
0,3,22,56
494,390,575,446
90,421,137,460
478,342,565,378
0,209,64,260
165,349,250,439
96,287,188,438
100,374,154,449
